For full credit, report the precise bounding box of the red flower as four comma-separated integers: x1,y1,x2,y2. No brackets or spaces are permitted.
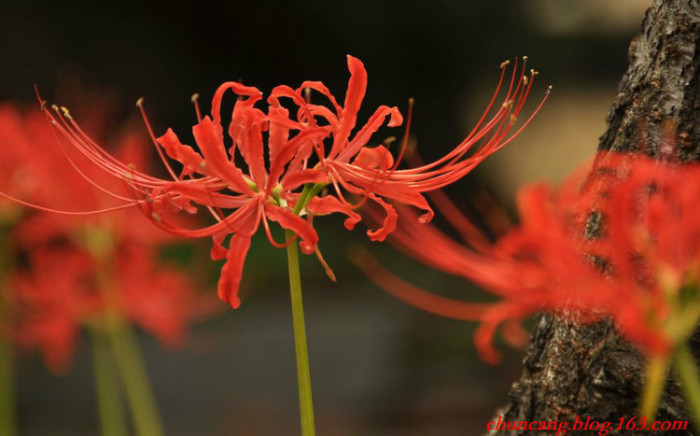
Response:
40,56,548,309
11,249,97,373
12,245,205,373
0,104,62,220
358,152,700,362
0,103,212,373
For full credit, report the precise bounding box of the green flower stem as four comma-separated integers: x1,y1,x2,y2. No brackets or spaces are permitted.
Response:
90,326,128,436
107,319,165,436
0,336,16,436
0,222,16,436
285,229,316,436
673,343,700,427
293,183,325,215
640,354,670,420
90,237,164,436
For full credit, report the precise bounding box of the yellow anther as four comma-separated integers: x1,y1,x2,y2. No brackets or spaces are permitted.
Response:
60,107,72,120
191,93,200,103
136,97,145,108
500,60,510,69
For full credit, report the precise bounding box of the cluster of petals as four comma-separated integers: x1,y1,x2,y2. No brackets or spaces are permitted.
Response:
360,152,700,363
0,104,210,373
41,55,548,309
11,245,201,374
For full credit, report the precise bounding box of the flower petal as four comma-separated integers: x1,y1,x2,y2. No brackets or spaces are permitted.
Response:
339,105,402,161
307,195,361,230
217,234,252,309
264,204,319,254
192,116,255,195
365,194,397,242
156,129,205,176
329,55,367,159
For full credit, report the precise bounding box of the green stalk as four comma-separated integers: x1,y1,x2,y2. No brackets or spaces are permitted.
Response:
673,343,700,427
88,230,164,436
285,229,316,436
107,320,165,436
640,354,670,420
0,222,16,436
0,336,16,436
90,326,128,436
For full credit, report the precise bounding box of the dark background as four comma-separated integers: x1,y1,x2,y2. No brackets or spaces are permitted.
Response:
1,1,648,435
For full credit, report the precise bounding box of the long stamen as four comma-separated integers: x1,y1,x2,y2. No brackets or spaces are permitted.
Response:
314,245,336,282
0,191,139,215
191,93,203,123
136,98,179,181
391,98,414,172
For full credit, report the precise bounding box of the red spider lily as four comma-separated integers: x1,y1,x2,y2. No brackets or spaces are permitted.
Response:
11,245,203,374
37,55,549,309
358,152,700,363
10,249,96,373
0,105,62,220
0,103,212,373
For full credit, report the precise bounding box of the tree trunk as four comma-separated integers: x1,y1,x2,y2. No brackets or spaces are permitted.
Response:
487,1,700,434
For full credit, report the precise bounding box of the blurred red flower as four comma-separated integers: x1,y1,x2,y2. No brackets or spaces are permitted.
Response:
358,152,700,363
0,103,213,373
12,245,201,374
39,56,548,309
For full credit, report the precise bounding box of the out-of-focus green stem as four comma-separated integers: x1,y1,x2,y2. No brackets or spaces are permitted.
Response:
0,336,16,436
0,222,16,436
90,326,128,436
673,343,700,428
107,319,165,436
89,229,164,436
640,354,670,420
285,229,315,436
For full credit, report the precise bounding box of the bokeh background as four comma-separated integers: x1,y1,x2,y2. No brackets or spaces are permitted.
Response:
0,1,651,435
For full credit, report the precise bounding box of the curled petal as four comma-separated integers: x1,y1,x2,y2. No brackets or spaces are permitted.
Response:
268,127,329,192
352,145,394,171
329,55,368,159
282,169,329,192
307,195,361,230
264,204,319,254
210,231,228,260
192,116,254,195
156,129,205,176
340,105,402,161
306,105,340,128
299,80,343,115
366,194,397,242
218,234,252,309
211,81,262,127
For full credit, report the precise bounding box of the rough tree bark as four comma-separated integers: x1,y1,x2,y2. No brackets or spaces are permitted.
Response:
486,1,700,434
